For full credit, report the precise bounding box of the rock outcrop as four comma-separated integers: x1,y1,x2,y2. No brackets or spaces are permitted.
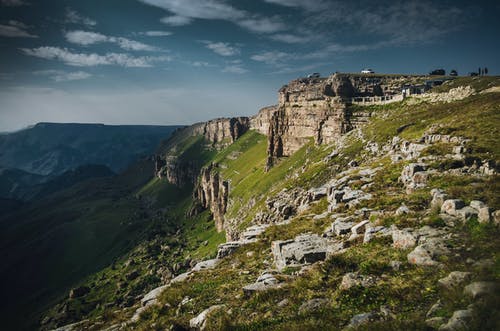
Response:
194,163,228,232
264,73,412,168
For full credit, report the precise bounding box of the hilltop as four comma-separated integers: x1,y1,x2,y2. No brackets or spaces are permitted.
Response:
6,73,500,331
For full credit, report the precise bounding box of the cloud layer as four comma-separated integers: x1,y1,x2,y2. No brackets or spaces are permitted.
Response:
65,30,157,51
21,47,170,67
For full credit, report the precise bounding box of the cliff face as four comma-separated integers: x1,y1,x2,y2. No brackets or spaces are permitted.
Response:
194,163,228,232
264,73,410,168
195,117,250,147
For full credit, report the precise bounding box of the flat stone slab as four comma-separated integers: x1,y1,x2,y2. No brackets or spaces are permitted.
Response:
192,259,220,272
272,234,330,271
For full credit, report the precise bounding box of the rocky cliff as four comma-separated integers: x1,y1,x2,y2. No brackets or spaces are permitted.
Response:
263,73,419,168
194,163,228,232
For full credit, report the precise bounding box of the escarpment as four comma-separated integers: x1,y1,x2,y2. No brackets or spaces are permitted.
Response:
198,117,250,147
264,73,413,168
193,163,228,232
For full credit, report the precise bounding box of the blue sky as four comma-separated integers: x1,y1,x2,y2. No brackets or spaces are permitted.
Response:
0,0,499,132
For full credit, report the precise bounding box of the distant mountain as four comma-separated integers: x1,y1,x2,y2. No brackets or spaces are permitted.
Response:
0,167,47,200
0,123,182,176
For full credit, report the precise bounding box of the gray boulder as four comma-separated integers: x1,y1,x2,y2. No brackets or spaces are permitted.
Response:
189,305,225,330
272,234,329,271
441,199,465,216
438,309,473,331
392,228,418,250
340,272,377,291
438,271,472,290
298,298,329,314
463,281,497,300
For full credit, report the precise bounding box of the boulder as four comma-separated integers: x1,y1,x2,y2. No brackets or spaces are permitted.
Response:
407,238,449,266
395,204,410,216
493,210,500,225
438,309,473,331
272,234,330,271
192,259,220,272
347,312,379,328
469,200,485,210
431,189,448,209
298,298,329,314
189,305,225,330
441,199,465,216
463,281,497,300
363,225,391,243
141,285,168,307
400,163,427,183
426,317,446,329
456,207,478,222
217,242,242,259
438,271,472,290
331,217,355,236
392,228,418,250
339,272,377,291
242,271,283,296
477,207,492,223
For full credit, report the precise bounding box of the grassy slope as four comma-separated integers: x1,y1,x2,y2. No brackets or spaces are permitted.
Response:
124,78,500,330
0,159,157,330
38,77,500,331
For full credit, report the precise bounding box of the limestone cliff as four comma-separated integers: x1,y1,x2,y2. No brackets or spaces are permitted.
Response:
264,73,414,168
195,117,250,148
194,163,228,232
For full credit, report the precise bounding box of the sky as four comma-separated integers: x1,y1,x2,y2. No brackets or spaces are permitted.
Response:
0,0,499,132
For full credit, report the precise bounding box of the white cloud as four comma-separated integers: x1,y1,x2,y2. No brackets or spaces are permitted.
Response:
65,8,97,27
203,41,240,56
142,30,172,37
21,46,170,67
270,33,310,44
263,0,328,11
160,15,193,26
0,20,37,38
1,0,28,6
222,65,247,74
139,0,286,33
65,30,107,45
251,51,290,65
34,70,92,82
65,30,157,51
238,17,286,34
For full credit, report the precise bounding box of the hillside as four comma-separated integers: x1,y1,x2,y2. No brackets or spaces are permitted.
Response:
0,123,182,176
18,74,500,331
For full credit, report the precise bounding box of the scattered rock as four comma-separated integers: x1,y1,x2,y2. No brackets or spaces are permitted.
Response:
298,298,329,314
392,228,418,250
426,317,446,329
189,305,225,330
331,217,355,236
242,271,283,296
426,299,443,318
395,204,410,216
463,281,497,300
141,285,168,307
438,309,474,331
407,238,449,266
431,189,448,209
441,199,465,217
272,234,330,271
217,242,242,259
438,271,472,290
347,312,379,328
456,207,478,222
192,259,220,272
339,272,377,291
